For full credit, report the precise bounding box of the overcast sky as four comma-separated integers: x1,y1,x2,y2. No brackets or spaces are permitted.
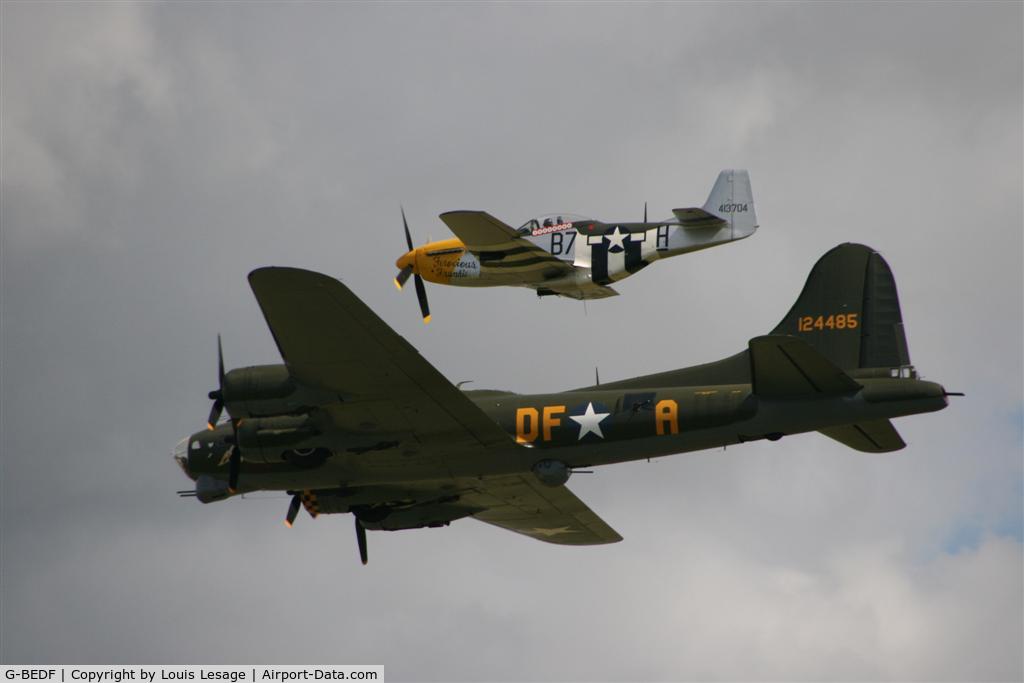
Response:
2,2,1022,681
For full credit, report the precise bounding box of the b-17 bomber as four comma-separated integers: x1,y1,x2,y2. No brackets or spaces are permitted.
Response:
394,169,758,321
176,244,956,564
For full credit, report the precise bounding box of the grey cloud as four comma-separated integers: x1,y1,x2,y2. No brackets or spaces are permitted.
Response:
2,2,1021,680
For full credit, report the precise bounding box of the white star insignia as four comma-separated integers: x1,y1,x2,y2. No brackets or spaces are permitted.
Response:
604,226,629,252
530,526,577,537
570,402,610,440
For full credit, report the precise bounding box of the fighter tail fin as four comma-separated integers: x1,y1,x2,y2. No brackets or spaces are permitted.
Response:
770,243,911,372
703,169,758,237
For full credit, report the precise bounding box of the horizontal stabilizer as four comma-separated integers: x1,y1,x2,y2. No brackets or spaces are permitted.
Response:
749,335,862,397
819,419,906,452
671,207,727,229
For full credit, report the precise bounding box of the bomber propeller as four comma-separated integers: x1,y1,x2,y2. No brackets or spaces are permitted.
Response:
206,335,226,430
207,335,242,492
355,517,369,565
282,493,370,565
394,208,431,324
284,493,302,528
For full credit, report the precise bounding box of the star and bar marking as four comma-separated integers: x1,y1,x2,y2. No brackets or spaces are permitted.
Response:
604,226,629,252
515,398,680,444
569,402,610,440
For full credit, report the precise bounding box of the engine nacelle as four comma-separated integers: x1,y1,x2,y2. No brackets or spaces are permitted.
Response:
222,364,297,418
232,414,321,463
221,365,338,419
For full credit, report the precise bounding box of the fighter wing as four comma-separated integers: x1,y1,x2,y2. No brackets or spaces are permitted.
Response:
438,210,522,248
465,474,622,545
439,210,574,279
537,281,619,300
247,267,514,451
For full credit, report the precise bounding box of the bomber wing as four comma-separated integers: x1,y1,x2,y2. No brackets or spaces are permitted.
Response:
246,268,621,542
248,267,521,477
291,473,622,546
465,474,622,545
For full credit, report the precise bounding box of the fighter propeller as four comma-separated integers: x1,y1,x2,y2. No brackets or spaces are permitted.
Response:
394,208,431,324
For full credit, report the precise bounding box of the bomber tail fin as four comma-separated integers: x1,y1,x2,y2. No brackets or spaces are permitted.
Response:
586,243,916,392
769,244,912,373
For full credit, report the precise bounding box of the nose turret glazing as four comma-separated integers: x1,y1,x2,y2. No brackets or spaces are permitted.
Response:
172,436,194,479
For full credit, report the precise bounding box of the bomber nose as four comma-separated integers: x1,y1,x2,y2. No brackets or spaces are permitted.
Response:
172,436,194,479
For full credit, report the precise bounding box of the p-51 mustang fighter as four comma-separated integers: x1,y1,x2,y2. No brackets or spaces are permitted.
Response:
176,244,956,564
394,169,758,321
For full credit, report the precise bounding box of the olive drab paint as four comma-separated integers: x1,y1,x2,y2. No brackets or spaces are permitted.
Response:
176,243,955,562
